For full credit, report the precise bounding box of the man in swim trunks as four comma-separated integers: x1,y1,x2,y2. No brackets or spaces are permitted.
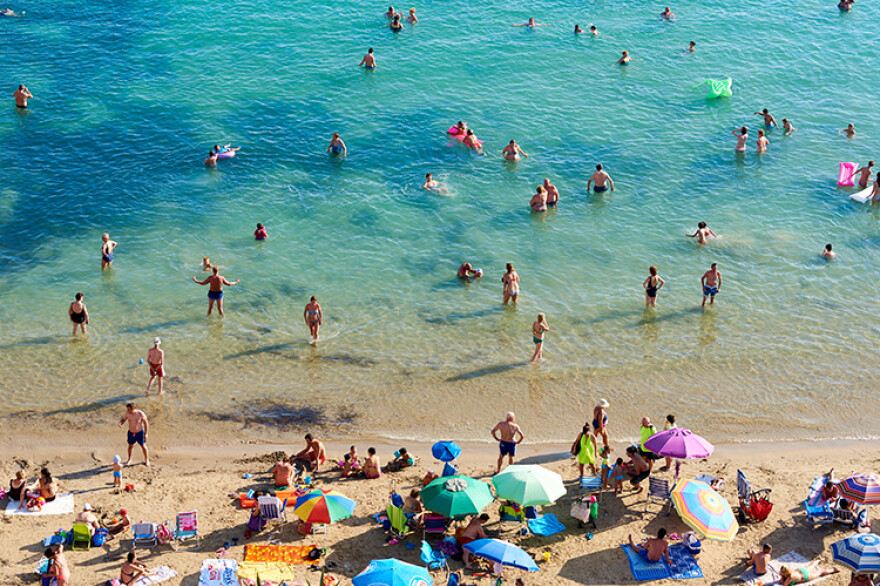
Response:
543,178,559,206
491,412,524,473
423,173,448,193
660,7,675,20
746,544,772,575
625,447,650,492
753,108,778,128
119,403,149,466
204,150,218,167
687,221,716,244
587,164,614,193
701,262,722,308
851,161,874,188
359,48,377,69
458,262,481,279
460,514,490,569
294,433,327,473
193,265,239,316
146,337,164,396
271,454,295,488
101,233,117,270
13,84,32,108
629,529,671,564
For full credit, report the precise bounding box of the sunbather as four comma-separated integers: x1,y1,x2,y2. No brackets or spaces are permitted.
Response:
271,454,295,488
779,561,839,585
745,543,772,574
628,529,672,564
384,447,416,472
120,551,156,585
364,447,381,479
820,478,840,505
75,503,100,535
422,469,439,487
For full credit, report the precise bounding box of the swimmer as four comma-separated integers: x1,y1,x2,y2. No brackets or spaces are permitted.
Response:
660,7,675,20
574,24,584,34
587,163,614,193
458,263,482,279
643,266,664,308
384,6,398,18
193,266,239,317
840,123,855,138
590,25,599,35
304,296,323,342
686,41,696,52
501,140,528,161
327,132,347,156
838,0,853,11
616,50,631,65
756,129,769,153
422,173,448,193
701,263,722,308
513,18,549,28
530,185,548,212
204,150,218,167
0,8,23,16
254,223,268,241
407,8,418,23
687,221,717,244
449,121,467,136
69,292,89,336
390,14,403,31
463,129,484,154
753,108,778,128
851,161,874,188
13,84,32,108
782,118,796,134
502,263,520,305
101,233,117,270
202,257,212,271
733,127,748,152
359,48,377,70
543,178,559,207
821,244,836,259
212,143,241,155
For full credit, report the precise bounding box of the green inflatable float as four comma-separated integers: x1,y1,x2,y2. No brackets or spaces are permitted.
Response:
694,78,732,99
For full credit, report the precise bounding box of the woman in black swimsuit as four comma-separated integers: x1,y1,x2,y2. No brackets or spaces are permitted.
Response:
68,292,88,336
643,266,665,308
8,470,28,509
120,551,155,585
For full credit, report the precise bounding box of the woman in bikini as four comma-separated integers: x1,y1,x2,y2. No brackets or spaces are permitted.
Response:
303,296,323,342
120,551,156,585
68,292,88,336
28,468,57,505
779,561,838,586
363,447,381,479
593,399,610,447
531,313,550,362
643,266,665,308
502,263,520,305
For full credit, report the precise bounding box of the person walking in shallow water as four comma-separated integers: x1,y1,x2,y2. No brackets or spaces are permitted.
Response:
146,337,164,396
68,292,88,336
643,266,664,307
701,263,722,308
304,296,323,343
502,263,520,305
531,313,550,362
193,266,239,316
101,233,117,270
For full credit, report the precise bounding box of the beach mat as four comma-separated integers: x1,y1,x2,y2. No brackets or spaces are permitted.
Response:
5,493,74,516
244,544,320,564
528,514,566,536
621,544,703,580
199,559,238,586
132,566,177,586
237,561,300,582
739,551,828,586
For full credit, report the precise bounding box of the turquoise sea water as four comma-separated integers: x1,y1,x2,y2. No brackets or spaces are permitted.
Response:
1,0,879,443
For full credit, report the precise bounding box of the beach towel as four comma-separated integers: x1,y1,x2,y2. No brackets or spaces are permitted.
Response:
131,566,177,586
528,514,566,536
243,544,320,564
806,476,836,507
5,493,74,516
621,544,703,580
198,559,238,586
237,562,299,583
739,551,830,586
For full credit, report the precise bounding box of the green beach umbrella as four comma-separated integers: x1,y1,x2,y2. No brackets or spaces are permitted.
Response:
421,476,494,519
491,464,566,506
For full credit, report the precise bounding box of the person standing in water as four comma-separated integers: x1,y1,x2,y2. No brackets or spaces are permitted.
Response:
204,150,218,167
851,161,874,188
753,108,778,128
733,127,748,152
101,233,117,270
660,6,675,19
406,8,418,23
501,263,520,305
870,174,880,202
531,313,550,362
756,129,769,153
574,24,584,34
821,244,836,259
389,13,403,31
192,266,239,316
68,292,89,336
701,263,722,308
304,296,323,342
544,178,559,207
588,164,614,193
359,48,377,70
616,50,631,65
422,173,448,193
146,337,165,396
840,123,855,138
254,223,268,240
13,84,32,108
782,118,796,134
501,140,528,161
327,133,346,156
687,221,717,244
685,41,696,52
530,185,548,212
643,266,664,307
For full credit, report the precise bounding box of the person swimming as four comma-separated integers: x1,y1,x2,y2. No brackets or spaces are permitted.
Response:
463,129,484,154
590,25,599,35
359,48,377,70
686,41,695,53
422,173,448,193
513,17,549,28
501,140,528,161
327,132,347,155
660,6,675,20
782,118,796,134
574,24,584,34
616,50,631,65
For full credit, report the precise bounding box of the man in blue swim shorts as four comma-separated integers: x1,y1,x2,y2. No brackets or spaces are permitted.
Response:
491,412,524,473
700,262,722,308
587,163,614,193
193,265,240,316
119,403,150,466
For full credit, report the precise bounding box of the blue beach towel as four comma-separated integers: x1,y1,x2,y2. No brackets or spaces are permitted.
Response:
527,514,565,537
621,544,703,580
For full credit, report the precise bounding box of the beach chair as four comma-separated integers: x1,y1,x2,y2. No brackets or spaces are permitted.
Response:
832,507,857,527
172,510,200,551
736,470,773,523
447,572,460,586
644,477,672,515
386,505,410,540
70,523,91,550
423,514,448,540
803,500,833,528
257,496,287,530
579,475,603,502
420,540,449,575
695,474,725,491
132,522,158,548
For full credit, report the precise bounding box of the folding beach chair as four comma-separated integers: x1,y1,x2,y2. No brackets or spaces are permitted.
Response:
257,496,287,530
386,505,411,540
832,507,857,527
132,522,158,548
736,470,772,523
172,510,200,550
423,514,448,540
803,500,833,528
579,475,603,502
70,523,91,551
644,477,672,515
420,539,449,575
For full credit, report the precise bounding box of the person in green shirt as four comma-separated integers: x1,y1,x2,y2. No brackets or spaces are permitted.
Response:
639,417,659,472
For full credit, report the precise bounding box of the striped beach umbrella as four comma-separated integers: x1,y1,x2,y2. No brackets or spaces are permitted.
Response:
294,489,356,524
831,533,880,573
671,479,738,541
839,473,880,505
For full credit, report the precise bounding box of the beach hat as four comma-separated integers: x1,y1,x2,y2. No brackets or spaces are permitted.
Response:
83,503,94,512
153,337,161,345
113,455,121,463
597,399,610,408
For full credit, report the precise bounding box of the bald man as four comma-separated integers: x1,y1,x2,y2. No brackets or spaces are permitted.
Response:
491,412,524,473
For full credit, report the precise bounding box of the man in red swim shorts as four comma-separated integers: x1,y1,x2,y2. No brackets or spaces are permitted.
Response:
146,337,165,396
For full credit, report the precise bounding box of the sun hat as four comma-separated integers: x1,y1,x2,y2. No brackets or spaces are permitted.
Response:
83,503,94,512
153,337,161,345
113,455,121,463
597,399,610,408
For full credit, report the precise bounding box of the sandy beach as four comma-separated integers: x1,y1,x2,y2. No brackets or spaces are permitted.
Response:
2,419,877,586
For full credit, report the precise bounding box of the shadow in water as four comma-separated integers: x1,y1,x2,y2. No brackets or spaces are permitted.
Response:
446,361,530,382
225,343,297,360
424,306,504,325
116,318,201,335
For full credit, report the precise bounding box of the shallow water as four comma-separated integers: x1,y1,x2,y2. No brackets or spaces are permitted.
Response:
1,0,879,444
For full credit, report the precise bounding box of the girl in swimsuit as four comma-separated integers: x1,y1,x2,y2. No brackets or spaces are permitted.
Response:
303,296,323,342
531,313,550,362
502,263,520,305
779,561,838,586
643,266,665,307
68,292,88,336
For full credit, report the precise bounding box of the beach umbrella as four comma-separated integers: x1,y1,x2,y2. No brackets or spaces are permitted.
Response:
671,479,738,541
491,464,566,506
831,533,880,573
643,428,714,460
352,559,433,586
431,441,462,462
421,476,494,519
839,473,880,505
462,539,539,572
294,489,356,525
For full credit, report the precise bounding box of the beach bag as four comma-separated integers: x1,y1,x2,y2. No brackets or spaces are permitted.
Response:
570,497,591,523
297,521,313,536
92,528,109,547
247,512,266,533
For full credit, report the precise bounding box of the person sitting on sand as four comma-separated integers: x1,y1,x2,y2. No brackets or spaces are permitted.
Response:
294,433,327,473
502,139,528,161
8,470,28,510
687,221,717,244
120,551,156,585
513,17,549,28
821,244,836,259
364,447,381,479
383,447,416,472
423,173,448,193
339,454,360,478
779,561,839,586
626,447,650,492
271,454,295,488
530,185,548,212
45,546,71,586
75,503,100,535
26,467,57,505
746,543,772,575
422,469,439,487
629,529,672,564
460,514,490,569
105,508,131,536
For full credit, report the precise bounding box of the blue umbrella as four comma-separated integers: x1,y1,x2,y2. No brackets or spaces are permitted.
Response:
831,533,880,573
431,441,462,462
353,559,433,586
462,539,539,572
